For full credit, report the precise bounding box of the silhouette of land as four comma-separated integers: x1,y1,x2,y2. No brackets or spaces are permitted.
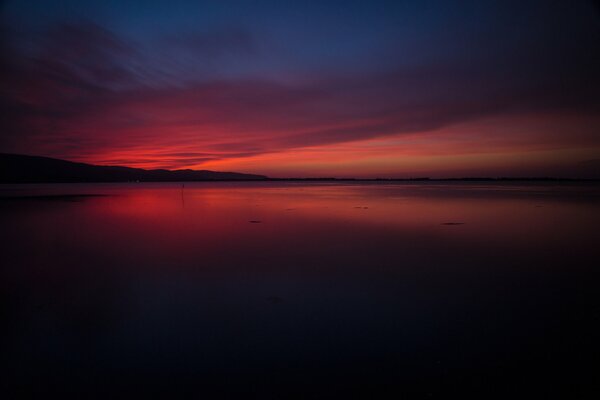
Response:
0,153,267,183
1,153,597,183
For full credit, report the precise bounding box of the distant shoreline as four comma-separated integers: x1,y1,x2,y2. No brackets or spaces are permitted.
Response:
1,177,599,184
2,153,598,183
263,177,600,182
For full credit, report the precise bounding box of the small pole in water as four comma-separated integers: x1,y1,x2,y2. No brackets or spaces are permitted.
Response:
181,183,185,207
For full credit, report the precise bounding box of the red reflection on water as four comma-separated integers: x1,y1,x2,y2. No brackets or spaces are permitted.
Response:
2,182,598,275
1,182,599,398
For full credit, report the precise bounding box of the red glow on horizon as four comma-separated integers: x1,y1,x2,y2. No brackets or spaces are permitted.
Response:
64,112,600,178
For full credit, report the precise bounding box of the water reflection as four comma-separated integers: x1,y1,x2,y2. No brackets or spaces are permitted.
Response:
1,182,599,397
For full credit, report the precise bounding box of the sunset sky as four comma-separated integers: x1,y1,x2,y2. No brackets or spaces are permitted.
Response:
1,0,599,177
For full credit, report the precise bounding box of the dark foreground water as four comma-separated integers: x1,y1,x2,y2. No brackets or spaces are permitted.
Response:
1,182,599,398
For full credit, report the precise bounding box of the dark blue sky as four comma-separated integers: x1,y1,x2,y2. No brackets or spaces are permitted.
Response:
7,0,597,79
1,0,599,176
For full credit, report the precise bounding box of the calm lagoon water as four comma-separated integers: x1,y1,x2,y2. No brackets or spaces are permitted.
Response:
1,182,599,398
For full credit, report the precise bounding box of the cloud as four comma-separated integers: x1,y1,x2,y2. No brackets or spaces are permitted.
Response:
0,20,598,170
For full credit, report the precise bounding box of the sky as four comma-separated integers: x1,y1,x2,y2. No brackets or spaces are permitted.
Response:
1,0,599,177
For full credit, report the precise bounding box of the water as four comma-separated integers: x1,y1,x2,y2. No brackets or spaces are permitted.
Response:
1,182,599,398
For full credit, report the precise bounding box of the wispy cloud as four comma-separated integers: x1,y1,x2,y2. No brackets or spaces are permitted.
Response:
1,18,598,173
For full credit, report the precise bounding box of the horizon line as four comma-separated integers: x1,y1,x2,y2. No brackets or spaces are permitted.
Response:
1,152,599,182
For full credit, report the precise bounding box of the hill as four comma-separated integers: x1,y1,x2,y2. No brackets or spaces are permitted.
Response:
0,153,267,183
